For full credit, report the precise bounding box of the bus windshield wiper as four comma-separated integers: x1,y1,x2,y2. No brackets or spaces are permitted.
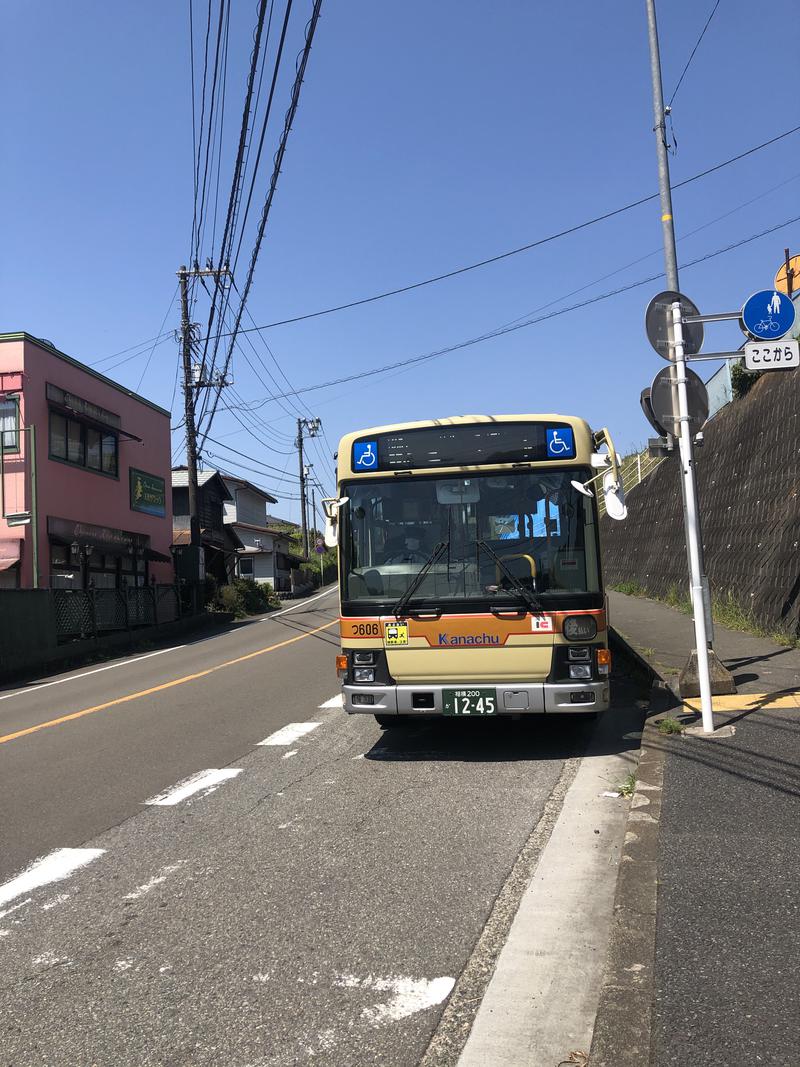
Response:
474,540,542,613
392,542,449,618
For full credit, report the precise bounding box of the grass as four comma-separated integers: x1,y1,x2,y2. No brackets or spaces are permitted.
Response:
618,772,636,797
657,716,685,735
611,581,798,648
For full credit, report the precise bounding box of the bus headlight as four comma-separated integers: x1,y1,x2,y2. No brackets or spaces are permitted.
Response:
353,667,376,683
569,663,592,680
563,615,598,641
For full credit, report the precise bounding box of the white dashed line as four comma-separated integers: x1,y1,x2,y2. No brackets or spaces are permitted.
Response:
333,973,456,1025
319,694,343,709
283,750,298,760
0,849,105,909
144,768,242,806
258,722,321,746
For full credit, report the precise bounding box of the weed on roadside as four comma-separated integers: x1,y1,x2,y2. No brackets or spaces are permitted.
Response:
618,772,636,797
657,716,685,735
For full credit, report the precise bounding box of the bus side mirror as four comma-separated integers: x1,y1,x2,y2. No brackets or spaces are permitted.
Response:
322,497,348,549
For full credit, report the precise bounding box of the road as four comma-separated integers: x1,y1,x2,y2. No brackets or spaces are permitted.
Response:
0,587,643,1066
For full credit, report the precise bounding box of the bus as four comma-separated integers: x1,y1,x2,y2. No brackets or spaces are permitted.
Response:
323,415,626,726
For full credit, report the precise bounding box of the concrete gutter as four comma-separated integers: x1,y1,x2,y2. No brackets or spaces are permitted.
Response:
589,631,677,1067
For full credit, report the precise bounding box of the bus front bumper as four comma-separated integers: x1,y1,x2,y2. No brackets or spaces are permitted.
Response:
342,681,610,715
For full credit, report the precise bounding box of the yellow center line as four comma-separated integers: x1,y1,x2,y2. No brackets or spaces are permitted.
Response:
0,620,338,747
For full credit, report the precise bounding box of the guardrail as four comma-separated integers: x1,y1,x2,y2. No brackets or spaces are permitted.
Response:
598,450,665,517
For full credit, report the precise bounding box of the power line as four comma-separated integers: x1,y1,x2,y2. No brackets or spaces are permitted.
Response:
668,0,722,107
204,435,303,479
203,123,800,342
135,286,180,392
200,0,324,446
223,212,800,406
195,0,273,393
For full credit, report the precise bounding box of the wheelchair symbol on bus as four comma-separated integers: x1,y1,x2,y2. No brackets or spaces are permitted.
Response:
353,440,378,470
546,427,574,458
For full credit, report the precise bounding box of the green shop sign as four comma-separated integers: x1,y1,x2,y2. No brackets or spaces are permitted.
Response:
130,468,166,518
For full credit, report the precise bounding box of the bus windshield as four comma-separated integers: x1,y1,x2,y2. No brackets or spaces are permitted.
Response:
341,469,601,609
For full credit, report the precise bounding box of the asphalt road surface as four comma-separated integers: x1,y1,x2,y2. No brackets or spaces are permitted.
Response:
0,587,642,1066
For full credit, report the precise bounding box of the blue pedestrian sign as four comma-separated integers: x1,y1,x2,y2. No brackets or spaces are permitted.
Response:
352,439,378,470
546,427,575,459
741,289,796,340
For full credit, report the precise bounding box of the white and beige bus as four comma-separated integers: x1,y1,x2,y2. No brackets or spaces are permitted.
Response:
324,414,626,726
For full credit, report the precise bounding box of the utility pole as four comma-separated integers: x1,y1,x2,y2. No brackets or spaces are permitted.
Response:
644,0,733,720
296,417,321,558
176,264,231,580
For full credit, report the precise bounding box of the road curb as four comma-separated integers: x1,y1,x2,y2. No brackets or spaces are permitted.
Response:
589,632,677,1067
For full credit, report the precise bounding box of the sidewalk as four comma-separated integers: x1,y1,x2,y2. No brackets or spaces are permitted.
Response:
592,591,800,1067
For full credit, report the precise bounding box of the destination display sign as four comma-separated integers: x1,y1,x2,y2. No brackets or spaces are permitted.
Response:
351,422,577,473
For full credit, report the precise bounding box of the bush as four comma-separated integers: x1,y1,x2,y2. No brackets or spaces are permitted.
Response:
216,578,279,617
731,360,760,400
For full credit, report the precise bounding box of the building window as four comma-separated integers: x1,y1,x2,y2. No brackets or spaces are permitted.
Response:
238,556,254,578
48,409,118,477
1,398,20,453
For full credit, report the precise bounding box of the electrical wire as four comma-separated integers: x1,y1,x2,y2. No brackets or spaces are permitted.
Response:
135,285,180,392
669,0,723,107
200,0,322,447
204,434,302,478
205,123,800,343
223,212,800,406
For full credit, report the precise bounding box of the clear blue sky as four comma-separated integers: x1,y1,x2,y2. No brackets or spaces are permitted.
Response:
3,1,799,521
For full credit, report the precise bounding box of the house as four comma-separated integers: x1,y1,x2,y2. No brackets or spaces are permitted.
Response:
171,468,243,586
222,475,301,592
0,332,174,590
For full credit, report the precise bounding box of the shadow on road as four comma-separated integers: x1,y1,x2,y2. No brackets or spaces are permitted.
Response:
365,677,645,764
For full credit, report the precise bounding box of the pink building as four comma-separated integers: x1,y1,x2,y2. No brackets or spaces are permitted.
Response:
0,333,174,590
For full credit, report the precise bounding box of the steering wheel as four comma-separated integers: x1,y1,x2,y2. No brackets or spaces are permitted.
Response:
383,551,429,565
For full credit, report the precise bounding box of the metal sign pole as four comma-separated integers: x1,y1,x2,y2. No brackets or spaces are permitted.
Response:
671,302,714,733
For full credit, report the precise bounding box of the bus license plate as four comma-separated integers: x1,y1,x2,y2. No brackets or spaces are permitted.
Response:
442,688,497,716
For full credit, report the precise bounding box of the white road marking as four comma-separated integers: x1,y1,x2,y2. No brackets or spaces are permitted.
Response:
124,862,185,900
283,750,298,760
259,586,337,621
258,722,321,746
0,849,104,909
41,893,70,911
0,646,185,703
0,930,10,938
32,951,72,967
334,973,455,1025
0,898,32,921
144,768,242,806
114,958,134,972
0,587,337,705
319,694,343,709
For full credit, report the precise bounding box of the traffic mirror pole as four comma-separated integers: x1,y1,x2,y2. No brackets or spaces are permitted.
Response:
671,303,714,733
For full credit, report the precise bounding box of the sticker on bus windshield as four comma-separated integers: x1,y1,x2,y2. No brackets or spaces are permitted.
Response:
531,614,554,632
385,621,409,645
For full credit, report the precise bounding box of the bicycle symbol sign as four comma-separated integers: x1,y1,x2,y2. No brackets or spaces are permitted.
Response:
546,427,575,459
741,289,796,341
353,440,378,470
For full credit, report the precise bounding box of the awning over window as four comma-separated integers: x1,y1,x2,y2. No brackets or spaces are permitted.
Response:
145,547,173,563
0,539,21,571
